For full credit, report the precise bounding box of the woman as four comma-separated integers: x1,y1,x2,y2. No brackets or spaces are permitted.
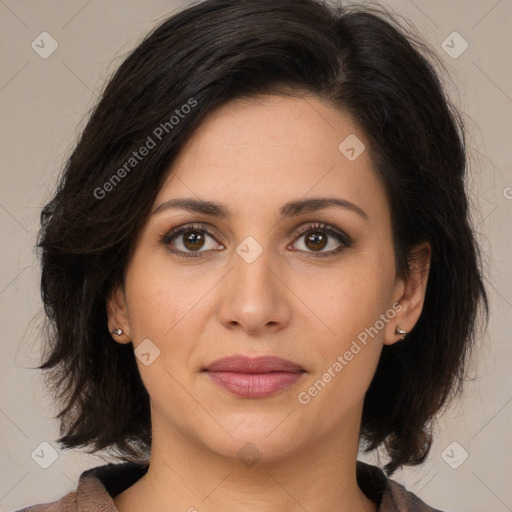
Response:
16,0,488,510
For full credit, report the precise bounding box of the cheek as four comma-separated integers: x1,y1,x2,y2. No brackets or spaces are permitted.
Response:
123,258,206,406
293,251,393,406
124,249,210,340
123,250,228,390
298,257,391,349
294,276,387,418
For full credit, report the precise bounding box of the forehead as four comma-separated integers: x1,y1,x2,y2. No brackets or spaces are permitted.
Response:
155,94,388,222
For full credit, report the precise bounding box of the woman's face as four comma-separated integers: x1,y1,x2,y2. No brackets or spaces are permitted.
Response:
109,94,426,463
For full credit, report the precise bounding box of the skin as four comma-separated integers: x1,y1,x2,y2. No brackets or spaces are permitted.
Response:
108,94,430,512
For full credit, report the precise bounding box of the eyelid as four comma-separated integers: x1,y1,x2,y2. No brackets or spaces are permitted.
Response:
162,222,226,244
290,222,352,246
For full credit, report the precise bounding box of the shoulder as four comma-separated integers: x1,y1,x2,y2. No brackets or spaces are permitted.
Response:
357,461,446,512
13,486,84,512
13,461,149,512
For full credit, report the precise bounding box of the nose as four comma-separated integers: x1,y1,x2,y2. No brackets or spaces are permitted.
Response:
216,242,291,336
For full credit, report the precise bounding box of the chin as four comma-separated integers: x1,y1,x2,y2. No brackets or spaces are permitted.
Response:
188,409,310,464
201,431,302,467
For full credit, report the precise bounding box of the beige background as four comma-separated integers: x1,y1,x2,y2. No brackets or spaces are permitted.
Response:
1,1,511,511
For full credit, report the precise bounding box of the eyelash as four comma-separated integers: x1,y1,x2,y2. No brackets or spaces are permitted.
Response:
161,222,352,259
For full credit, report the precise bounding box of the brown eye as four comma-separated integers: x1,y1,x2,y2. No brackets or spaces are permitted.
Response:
162,222,351,260
304,230,328,252
162,223,223,258
290,223,352,258
181,229,207,251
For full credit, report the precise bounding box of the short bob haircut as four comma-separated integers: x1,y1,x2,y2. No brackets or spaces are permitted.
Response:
37,0,488,475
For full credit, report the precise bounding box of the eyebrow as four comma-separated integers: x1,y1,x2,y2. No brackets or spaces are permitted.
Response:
152,196,369,221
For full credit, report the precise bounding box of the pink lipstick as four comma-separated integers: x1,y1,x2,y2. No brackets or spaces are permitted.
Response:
203,355,305,398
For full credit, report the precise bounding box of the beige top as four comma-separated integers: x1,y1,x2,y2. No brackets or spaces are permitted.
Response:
14,461,444,512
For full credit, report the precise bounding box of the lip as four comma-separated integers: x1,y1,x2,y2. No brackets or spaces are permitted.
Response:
204,355,304,373
203,355,305,398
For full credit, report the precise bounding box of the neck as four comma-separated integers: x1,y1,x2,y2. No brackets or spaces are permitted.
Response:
114,406,377,512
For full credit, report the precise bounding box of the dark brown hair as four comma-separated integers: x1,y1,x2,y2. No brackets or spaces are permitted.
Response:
36,0,488,474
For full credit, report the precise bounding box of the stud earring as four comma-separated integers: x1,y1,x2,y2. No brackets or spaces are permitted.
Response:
111,328,124,336
395,326,407,340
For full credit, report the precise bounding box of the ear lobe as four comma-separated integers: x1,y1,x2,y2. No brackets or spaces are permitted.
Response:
107,285,131,343
384,241,431,346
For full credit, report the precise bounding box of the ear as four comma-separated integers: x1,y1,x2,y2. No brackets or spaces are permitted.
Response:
384,241,431,346
107,284,132,344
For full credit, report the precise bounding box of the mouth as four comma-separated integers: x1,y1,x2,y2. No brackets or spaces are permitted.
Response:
202,355,306,399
